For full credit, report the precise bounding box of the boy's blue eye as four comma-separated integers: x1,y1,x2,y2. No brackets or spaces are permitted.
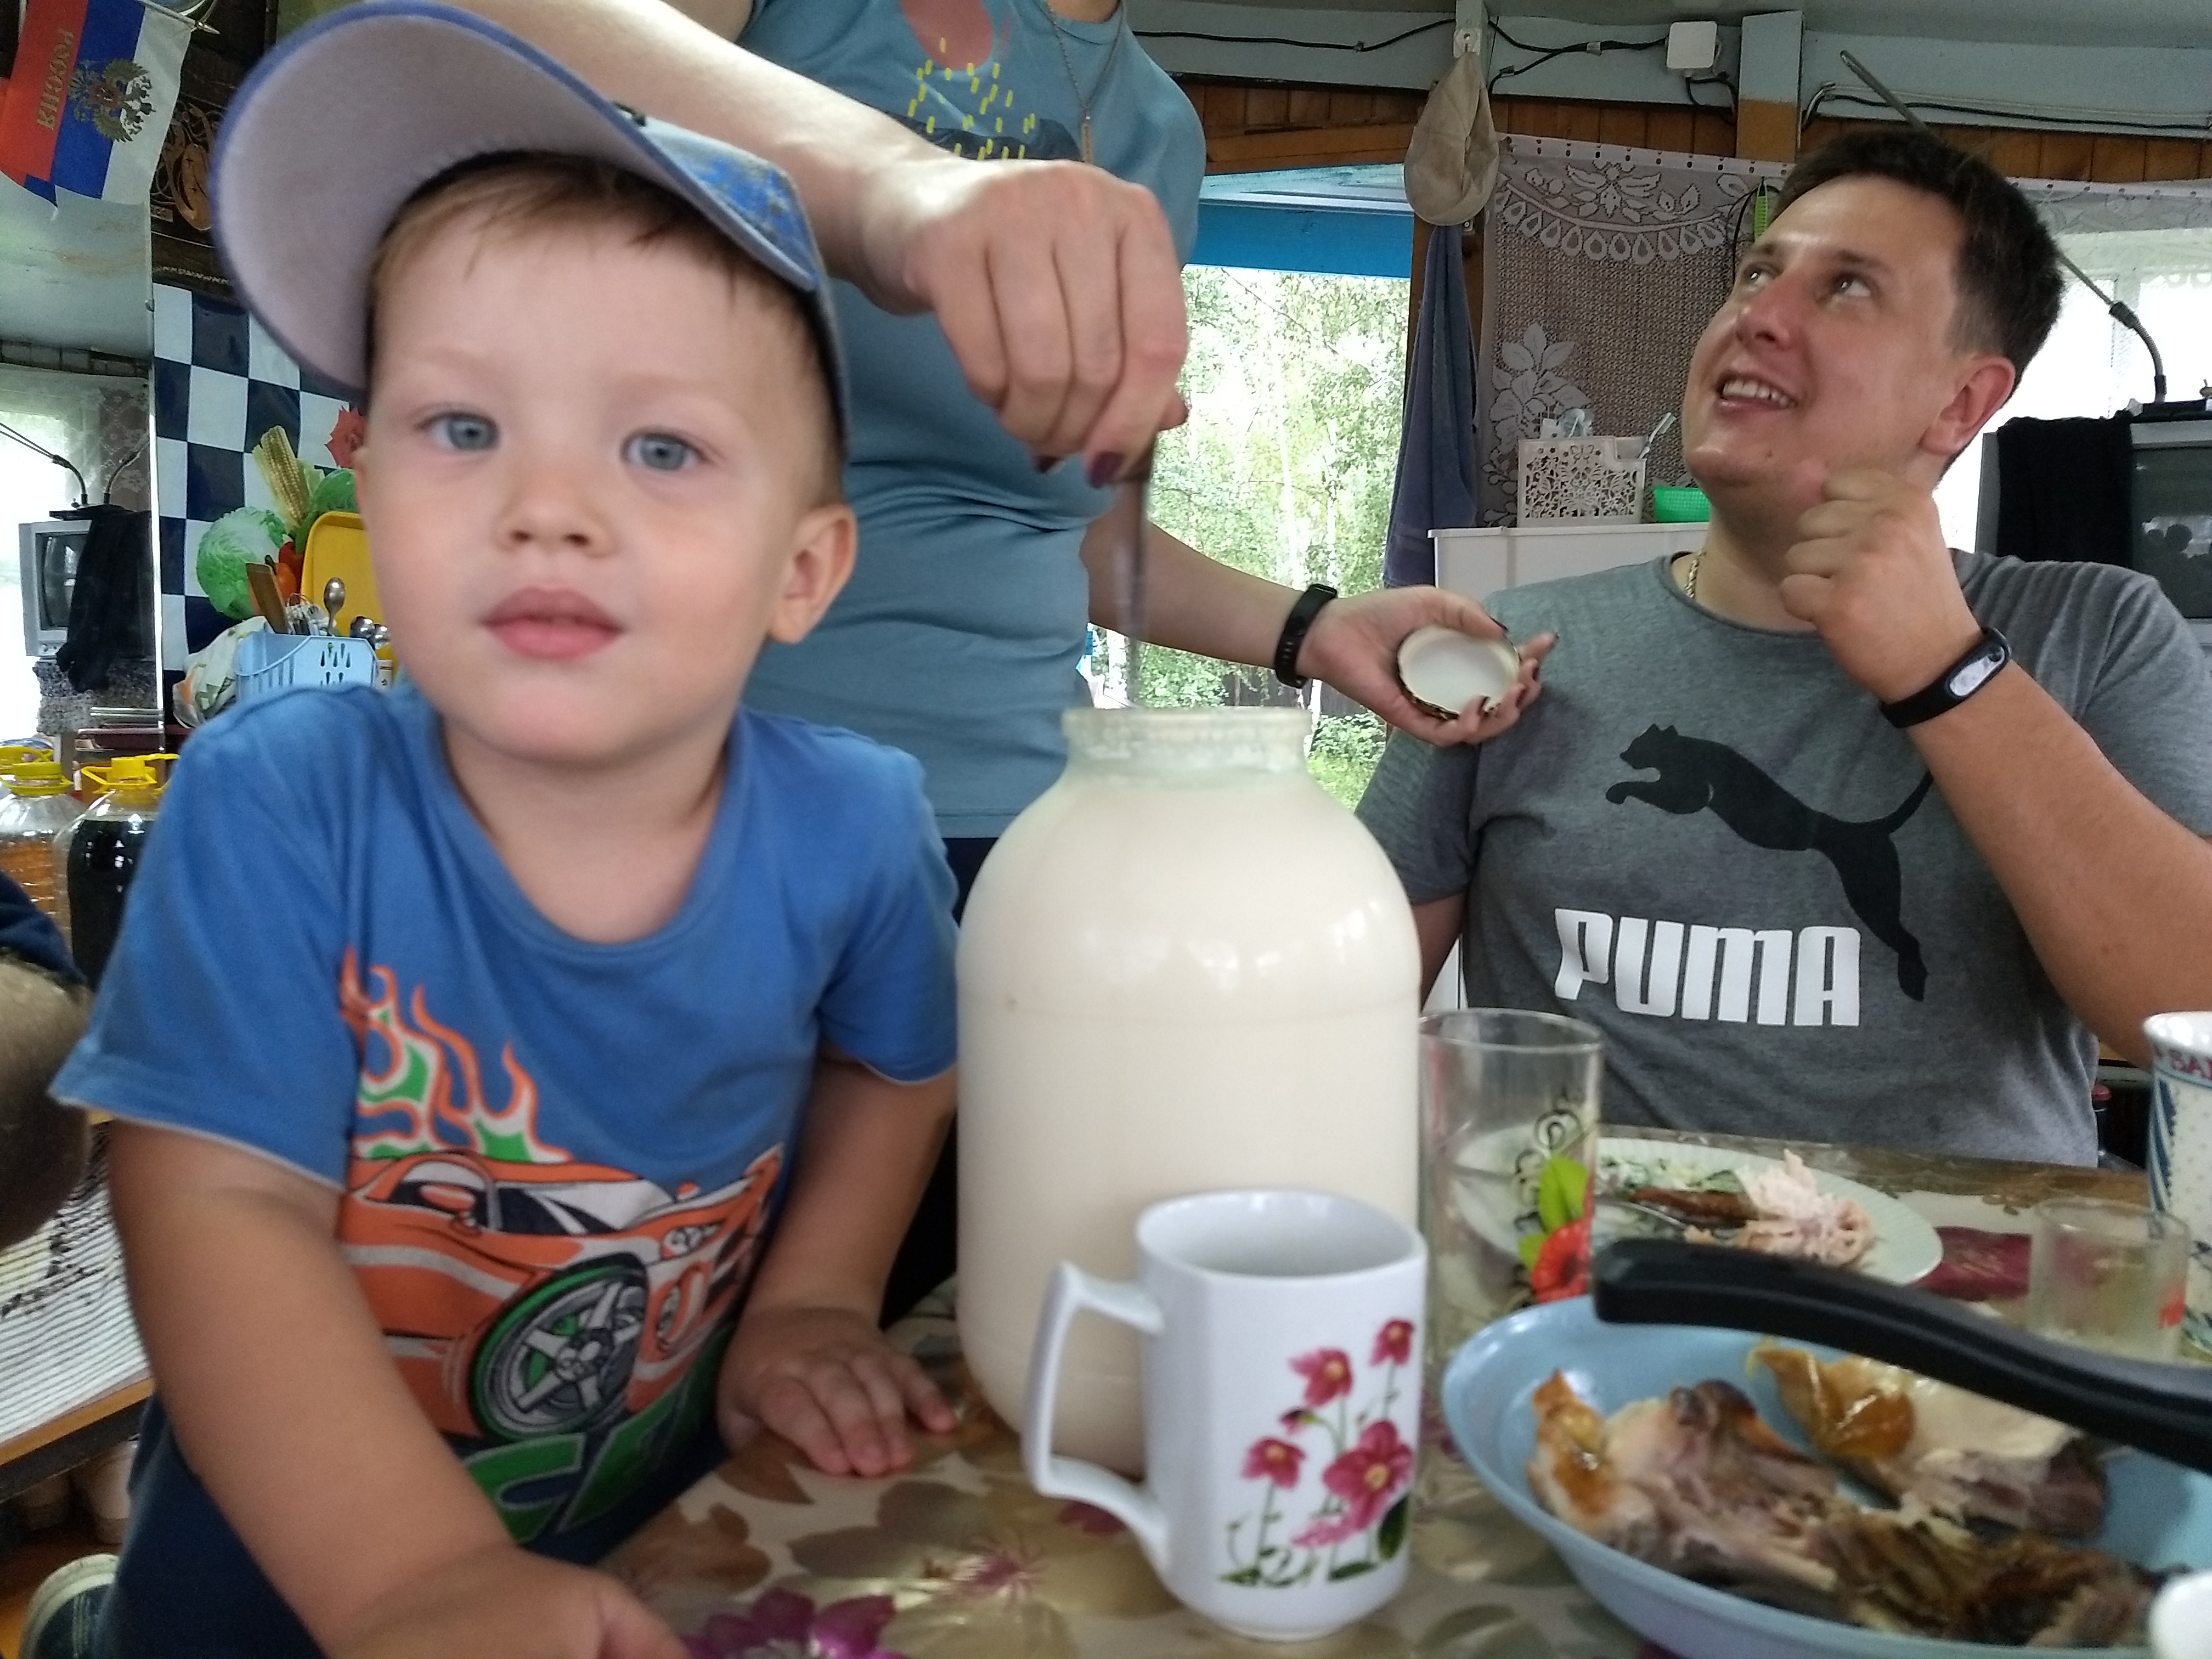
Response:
626,432,695,472
433,413,497,452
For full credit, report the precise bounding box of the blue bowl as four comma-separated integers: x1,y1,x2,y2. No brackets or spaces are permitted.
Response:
1440,1299,2212,1659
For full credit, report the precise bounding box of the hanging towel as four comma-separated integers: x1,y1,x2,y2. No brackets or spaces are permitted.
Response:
1991,414,2133,568
54,505,153,693
1384,224,1480,587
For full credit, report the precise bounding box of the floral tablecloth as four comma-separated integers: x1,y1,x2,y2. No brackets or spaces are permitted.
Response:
604,1133,2153,1659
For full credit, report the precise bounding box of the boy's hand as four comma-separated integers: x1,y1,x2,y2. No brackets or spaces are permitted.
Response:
330,1542,685,1659
720,1303,956,1478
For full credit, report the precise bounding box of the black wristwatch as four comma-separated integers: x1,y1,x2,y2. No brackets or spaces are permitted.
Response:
1880,627,2011,729
1273,584,1338,689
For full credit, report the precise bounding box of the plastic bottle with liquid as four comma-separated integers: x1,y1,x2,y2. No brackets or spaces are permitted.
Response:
0,760,87,943
63,755,173,989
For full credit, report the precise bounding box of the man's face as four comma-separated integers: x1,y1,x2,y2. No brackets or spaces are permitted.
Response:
1680,174,2013,525
355,219,851,775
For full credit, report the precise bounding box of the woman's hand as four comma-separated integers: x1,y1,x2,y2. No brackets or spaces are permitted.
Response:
1298,588,1555,746
719,1302,956,1479
855,153,1189,478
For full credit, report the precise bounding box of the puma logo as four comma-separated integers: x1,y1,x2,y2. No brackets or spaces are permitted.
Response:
1606,725,1934,1000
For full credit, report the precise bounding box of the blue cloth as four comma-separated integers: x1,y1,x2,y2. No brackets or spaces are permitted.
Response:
54,684,957,1655
1384,223,1480,588
0,869,78,984
738,0,1204,837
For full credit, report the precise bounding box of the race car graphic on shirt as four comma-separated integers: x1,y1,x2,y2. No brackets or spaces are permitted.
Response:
334,952,782,1449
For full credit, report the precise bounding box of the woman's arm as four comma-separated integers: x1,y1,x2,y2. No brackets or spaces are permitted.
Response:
1082,515,1554,743
445,0,1186,470
110,1124,678,1657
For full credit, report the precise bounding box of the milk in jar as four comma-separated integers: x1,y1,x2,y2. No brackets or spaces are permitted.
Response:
958,708,1419,1472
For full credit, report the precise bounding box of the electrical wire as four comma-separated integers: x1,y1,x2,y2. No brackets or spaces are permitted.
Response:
1133,18,1448,54
1486,20,1672,95
1685,72,1737,117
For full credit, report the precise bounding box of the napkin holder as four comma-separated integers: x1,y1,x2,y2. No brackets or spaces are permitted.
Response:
1517,435,1646,523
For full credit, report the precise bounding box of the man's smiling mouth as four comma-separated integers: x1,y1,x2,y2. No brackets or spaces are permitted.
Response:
1717,375,1799,409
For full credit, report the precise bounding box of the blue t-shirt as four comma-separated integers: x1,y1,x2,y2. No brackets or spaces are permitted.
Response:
55,685,956,1652
738,0,1203,837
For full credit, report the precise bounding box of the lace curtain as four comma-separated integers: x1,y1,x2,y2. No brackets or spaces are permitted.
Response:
1477,143,2212,525
1480,136,1787,523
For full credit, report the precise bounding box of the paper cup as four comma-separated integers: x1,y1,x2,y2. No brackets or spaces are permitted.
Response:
2144,1012,2212,1356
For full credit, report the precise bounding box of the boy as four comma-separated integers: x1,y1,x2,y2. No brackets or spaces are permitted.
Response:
43,6,958,1655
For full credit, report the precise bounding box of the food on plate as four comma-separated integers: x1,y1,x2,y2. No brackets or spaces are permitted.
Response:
1621,1185,1760,1228
1526,1368,2160,1646
1607,1149,1874,1268
1757,1342,2106,1537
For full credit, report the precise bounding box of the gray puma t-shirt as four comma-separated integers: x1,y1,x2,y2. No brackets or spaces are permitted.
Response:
1358,552,2212,1165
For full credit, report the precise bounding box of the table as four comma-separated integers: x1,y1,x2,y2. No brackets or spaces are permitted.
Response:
604,1134,2157,1658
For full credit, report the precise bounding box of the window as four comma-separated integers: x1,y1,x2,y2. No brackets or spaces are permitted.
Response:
1091,171,1417,808
1937,225,2212,550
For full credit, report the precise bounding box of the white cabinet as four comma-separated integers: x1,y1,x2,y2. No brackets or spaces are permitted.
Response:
1431,521,1706,602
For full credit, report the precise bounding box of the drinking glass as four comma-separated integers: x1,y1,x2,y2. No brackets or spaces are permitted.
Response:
1418,1009,1603,1390
2026,1197,2190,1361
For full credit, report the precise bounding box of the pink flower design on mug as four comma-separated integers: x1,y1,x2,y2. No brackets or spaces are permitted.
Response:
1290,1347,1354,1407
1242,1437,1306,1488
1319,1420,1413,1531
1371,1319,1414,1367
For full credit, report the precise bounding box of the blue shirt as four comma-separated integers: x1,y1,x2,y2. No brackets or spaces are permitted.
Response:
55,685,956,1651
738,0,1203,837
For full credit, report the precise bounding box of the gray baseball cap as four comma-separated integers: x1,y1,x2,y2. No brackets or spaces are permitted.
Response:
211,0,848,438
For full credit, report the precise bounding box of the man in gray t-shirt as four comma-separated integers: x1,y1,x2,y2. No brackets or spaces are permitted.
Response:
1359,130,2212,1166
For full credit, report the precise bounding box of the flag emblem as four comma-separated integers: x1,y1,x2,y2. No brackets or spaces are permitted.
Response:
68,59,157,145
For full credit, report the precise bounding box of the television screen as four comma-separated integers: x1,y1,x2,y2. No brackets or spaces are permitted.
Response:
17,522,88,656
2132,417,2212,621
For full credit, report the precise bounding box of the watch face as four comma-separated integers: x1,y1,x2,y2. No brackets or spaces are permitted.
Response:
1947,644,2003,700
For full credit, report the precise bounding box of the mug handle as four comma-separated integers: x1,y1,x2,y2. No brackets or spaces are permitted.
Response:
1023,1261,1170,1567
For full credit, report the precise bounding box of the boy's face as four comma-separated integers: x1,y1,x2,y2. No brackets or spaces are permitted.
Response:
354,219,853,775
1679,174,2015,529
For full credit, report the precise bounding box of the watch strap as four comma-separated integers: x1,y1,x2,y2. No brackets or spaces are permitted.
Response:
1880,627,2010,729
1273,584,1338,689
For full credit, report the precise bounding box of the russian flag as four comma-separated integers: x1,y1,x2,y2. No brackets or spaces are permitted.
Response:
0,0,191,205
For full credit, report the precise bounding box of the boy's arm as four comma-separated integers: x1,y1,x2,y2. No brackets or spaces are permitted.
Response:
445,0,1185,472
720,1054,957,1476
109,1123,682,1658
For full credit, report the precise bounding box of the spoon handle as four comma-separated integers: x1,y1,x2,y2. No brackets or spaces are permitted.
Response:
1592,1238,2212,1474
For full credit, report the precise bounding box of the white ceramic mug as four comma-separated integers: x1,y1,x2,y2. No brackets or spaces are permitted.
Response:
1023,1189,1426,1642
2145,1013,2212,1355
2153,1569,2212,1659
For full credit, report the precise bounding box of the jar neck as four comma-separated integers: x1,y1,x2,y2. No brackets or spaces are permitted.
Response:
1061,708,1308,776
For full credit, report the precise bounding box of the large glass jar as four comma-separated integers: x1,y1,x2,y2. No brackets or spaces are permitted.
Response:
958,708,1420,1472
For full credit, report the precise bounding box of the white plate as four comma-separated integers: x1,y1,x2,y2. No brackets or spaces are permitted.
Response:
1599,1136,1944,1286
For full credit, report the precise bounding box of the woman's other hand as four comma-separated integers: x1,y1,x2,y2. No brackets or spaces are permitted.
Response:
1299,588,1555,747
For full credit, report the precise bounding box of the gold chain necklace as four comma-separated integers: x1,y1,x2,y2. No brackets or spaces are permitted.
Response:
1684,548,1704,603
1040,1,1126,165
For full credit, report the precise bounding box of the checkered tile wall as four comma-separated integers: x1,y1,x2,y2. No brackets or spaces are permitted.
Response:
153,283,353,671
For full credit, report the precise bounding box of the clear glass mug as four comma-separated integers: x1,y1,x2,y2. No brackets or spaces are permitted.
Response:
1418,1009,1604,1392
2026,1196,2190,1362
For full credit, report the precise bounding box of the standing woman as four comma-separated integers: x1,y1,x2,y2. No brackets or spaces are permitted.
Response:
695,0,1549,1315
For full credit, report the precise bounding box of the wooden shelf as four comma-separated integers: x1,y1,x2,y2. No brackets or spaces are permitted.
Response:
0,1378,149,1505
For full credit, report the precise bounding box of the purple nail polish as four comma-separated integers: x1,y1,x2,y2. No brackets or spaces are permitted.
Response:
1086,452,1125,489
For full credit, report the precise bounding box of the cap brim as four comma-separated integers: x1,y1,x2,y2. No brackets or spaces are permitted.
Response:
212,0,843,429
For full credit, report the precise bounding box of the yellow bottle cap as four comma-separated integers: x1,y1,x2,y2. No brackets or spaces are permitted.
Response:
81,754,176,795
3,761,70,795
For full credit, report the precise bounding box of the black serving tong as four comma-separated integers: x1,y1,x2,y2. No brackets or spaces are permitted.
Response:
1592,1238,2212,1477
